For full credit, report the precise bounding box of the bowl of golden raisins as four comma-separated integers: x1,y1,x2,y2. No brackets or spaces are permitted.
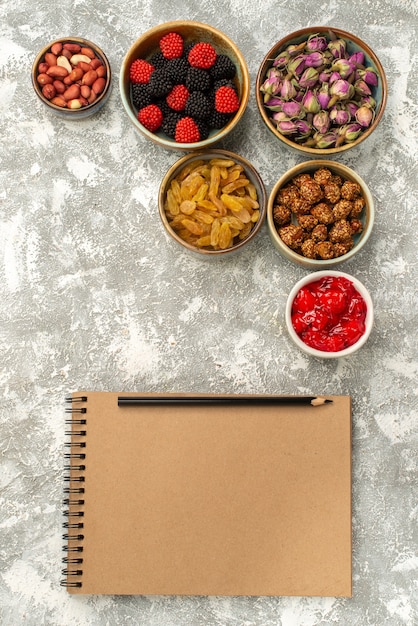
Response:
267,160,374,268
158,149,267,256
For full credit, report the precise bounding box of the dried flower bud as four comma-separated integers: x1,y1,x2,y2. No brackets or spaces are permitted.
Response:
348,51,365,66
295,119,312,138
264,96,284,111
329,106,350,125
331,58,355,79
319,70,331,83
313,130,338,149
317,84,331,109
313,110,330,134
277,120,298,135
361,95,376,108
305,52,324,68
329,71,342,84
302,89,320,114
272,111,289,123
261,68,282,95
287,55,306,77
337,123,363,144
273,52,290,68
328,38,347,59
355,104,373,127
358,67,379,86
306,35,328,52
345,101,359,117
298,67,319,89
280,78,297,100
282,100,303,117
329,79,355,107
354,79,372,97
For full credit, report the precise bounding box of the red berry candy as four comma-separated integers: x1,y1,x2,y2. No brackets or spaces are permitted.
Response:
215,85,240,113
160,32,184,59
188,42,217,69
175,116,201,143
129,59,155,84
166,84,189,111
291,275,367,352
138,104,163,132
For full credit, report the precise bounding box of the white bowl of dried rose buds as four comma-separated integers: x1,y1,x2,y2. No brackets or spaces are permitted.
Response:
158,149,266,256
256,27,387,156
267,160,374,268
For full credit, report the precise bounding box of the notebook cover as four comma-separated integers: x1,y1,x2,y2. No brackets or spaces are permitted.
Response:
63,392,352,596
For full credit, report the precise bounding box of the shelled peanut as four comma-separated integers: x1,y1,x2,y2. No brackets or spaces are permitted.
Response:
36,41,107,109
164,158,260,251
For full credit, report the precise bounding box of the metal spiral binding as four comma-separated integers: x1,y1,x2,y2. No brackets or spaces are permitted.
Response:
61,395,87,589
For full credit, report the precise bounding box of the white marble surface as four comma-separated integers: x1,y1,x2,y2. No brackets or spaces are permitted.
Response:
1,1,417,625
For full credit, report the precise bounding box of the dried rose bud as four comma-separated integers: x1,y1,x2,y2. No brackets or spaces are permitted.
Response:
355,105,373,127
277,120,298,135
328,38,347,59
331,58,355,79
282,101,303,117
345,101,359,118
354,79,372,97
298,67,319,89
329,79,355,107
348,51,365,66
264,96,284,110
329,71,342,84
286,42,306,56
305,52,324,68
302,89,320,114
317,84,331,109
337,123,363,144
273,52,290,68
361,95,376,108
272,111,289,123
280,78,297,100
295,119,312,138
319,70,332,83
313,110,330,134
329,106,350,125
306,35,328,52
261,68,282,95
314,130,338,149
358,67,379,86
287,55,306,77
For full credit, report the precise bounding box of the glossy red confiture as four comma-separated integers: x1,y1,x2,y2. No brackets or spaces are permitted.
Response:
291,275,367,352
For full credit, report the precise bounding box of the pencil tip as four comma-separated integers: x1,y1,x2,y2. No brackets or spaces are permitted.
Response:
311,397,333,406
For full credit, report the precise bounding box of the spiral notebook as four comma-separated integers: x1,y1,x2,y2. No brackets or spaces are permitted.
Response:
62,392,352,597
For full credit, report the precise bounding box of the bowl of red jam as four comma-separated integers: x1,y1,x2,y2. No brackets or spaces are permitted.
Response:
285,270,373,358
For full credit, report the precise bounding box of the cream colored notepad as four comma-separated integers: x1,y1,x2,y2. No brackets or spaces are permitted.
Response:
62,392,352,596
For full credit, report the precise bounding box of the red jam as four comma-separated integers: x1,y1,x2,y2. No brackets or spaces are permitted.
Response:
291,275,367,352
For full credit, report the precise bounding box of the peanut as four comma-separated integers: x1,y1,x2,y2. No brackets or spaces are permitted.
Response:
92,77,106,95
63,84,81,101
42,83,56,100
46,65,69,78
57,55,72,73
70,54,92,66
63,43,81,53
80,47,95,59
82,69,98,87
45,52,57,66
37,73,53,85
36,40,108,110
51,42,63,55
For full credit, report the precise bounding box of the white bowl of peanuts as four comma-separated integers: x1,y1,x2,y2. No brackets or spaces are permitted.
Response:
267,160,374,268
32,37,112,118
158,149,267,256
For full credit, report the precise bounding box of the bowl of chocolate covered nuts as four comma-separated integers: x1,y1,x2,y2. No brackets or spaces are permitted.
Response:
267,160,374,268
32,37,112,118
158,149,266,256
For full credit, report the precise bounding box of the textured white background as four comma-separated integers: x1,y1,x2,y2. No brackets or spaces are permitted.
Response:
1,1,417,624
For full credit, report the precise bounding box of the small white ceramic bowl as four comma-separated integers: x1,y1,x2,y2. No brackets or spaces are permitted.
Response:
267,160,374,268
285,270,374,358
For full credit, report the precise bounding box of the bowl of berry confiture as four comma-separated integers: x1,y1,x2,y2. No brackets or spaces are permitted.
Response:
120,21,250,150
285,270,374,358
